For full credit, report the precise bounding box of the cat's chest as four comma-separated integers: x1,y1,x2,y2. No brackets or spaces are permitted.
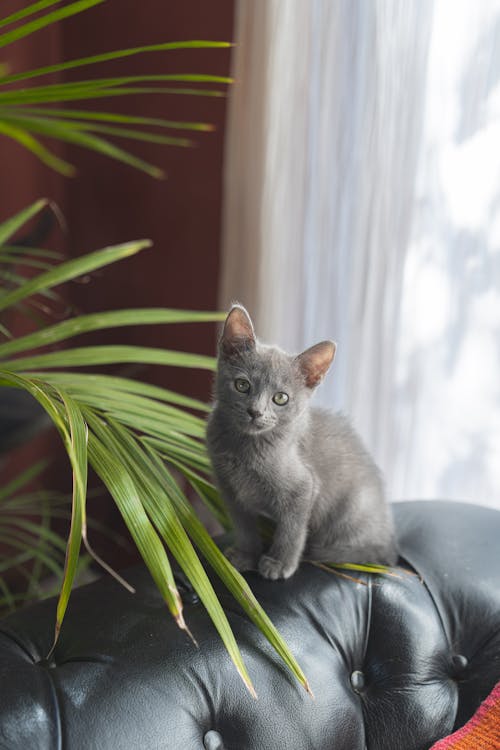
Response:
222,444,304,513
233,450,284,482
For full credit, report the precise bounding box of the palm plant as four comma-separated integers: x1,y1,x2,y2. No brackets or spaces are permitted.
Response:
0,201,313,698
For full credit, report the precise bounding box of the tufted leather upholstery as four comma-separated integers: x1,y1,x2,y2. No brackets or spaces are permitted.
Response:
0,501,499,750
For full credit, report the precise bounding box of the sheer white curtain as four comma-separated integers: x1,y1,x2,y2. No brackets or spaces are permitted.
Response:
220,0,500,508
393,1,500,505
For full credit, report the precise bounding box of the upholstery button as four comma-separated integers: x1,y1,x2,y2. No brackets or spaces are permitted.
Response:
350,670,365,692
451,654,468,674
36,658,56,669
204,730,225,750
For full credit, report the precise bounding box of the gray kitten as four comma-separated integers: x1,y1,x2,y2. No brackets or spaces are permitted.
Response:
206,305,398,580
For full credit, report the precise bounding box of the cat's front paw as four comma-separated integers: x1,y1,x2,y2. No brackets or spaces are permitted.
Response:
258,554,297,580
224,547,257,571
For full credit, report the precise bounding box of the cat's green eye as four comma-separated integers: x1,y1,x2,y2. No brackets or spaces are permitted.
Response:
234,378,250,393
273,391,289,405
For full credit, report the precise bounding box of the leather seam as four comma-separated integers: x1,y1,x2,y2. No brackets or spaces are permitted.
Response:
42,668,63,750
417,575,453,653
466,625,500,669
362,575,373,665
0,628,63,749
0,627,36,661
396,555,453,651
360,575,372,750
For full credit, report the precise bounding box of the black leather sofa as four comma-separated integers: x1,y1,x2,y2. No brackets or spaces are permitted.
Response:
0,500,499,750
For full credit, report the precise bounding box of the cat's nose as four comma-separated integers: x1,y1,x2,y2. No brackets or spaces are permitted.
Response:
247,407,262,420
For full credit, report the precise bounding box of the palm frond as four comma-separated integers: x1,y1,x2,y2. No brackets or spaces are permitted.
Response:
0,230,152,313
0,40,231,86
0,461,69,615
0,0,230,175
4,107,215,132
0,200,48,245
0,212,310,696
0,2,66,32
0,308,225,358
0,120,75,175
0,0,105,50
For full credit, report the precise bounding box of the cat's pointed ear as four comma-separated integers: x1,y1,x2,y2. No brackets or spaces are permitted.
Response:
220,304,256,357
295,341,336,388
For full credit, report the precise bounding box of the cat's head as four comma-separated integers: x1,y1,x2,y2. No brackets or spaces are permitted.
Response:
214,304,336,436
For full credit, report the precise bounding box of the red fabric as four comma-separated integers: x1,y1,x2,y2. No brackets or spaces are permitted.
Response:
430,682,500,749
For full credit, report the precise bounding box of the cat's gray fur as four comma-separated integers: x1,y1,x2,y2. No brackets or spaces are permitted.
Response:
206,304,398,580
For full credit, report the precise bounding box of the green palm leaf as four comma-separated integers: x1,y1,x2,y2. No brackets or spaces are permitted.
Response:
86,425,191,640
0,0,104,50
0,85,226,107
22,372,212,413
165,458,230,530
3,345,216,372
0,238,151,313
0,244,63,261
0,1,66,31
0,41,231,87
5,107,215,133
0,460,47,501
0,116,164,177
0,372,83,631
0,308,224,358
0,199,48,246
3,74,231,91
47,389,88,653
0,0,230,174
0,113,196,147
48,387,207,441
0,121,75,175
